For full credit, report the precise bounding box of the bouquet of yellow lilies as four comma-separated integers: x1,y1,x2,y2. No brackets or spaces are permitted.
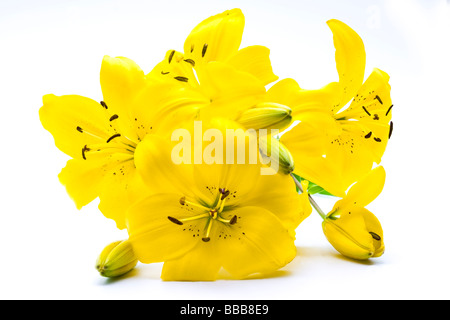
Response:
39,9,393,281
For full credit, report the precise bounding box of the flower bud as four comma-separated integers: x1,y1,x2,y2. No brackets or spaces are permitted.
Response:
259,136,295,174
237,102,292,130
96,240,138,277
322,207,384,260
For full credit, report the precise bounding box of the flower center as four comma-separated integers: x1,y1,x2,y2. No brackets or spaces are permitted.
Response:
76,100,138,161
168,188,237,242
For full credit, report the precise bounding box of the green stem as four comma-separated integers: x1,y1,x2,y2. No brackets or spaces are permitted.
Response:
290,173,327,220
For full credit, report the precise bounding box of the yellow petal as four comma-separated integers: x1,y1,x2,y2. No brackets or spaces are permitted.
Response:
39,94,113,159
183,8,245,63
127,193,203,263
280,122,348,197
338,166,386,209
240,171,306,231
197,62,266,121
327,19,366,106
147,49,201,90
161,244,222,281
217,206,297,279
227,45,278,86
58,158,106,210
336,68,392,123
133,133,197,196
100,55,147,116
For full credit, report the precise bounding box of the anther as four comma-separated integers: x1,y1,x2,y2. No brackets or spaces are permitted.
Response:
184,59,195,66
362,106,371,116
179,196,186,205
202,237,210,242
202,43,208,57
364,131,372,139
386,105,393,116
168,216,183,225
100,101,108,109
168,50,175,64
375,95,383,105
107,133,121,143
373,114,379,120
76,126,83,133
109,114,119,121
82,145,90,160
369,231,381,241
374,137,382,142
161,71,170,75
174,76,189,82
389,121,393,139
220,190,230,200
229,215,237,225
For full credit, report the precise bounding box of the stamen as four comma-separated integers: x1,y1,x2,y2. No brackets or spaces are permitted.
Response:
161,71,170,75
364,131,372,139
389,121,393,139
375,95,383,104
202,43,208,57
168,216,183,225
107,133,121,143
76,126,83,133
202,218,213,242
100,101,108,109
81,145,90,160
168,50,175,64
374,137,382,142
174,76,188,82
109,114,119,121
369,231,381,241
184,59,195,66
386,105,393,116
218,215,238,225
362,106,371,116
179,197,210,211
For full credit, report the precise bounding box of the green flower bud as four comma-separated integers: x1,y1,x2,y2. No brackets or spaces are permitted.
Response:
259,136,295,175
96,240,138,278
237,102,292,130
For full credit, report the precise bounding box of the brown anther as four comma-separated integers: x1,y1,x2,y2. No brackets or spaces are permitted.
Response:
168,216,183,225
202,237,210,242
179,197,186,205
369,231,381,241
229,215,237,225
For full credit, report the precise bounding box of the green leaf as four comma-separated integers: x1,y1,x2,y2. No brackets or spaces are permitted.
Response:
292,173,335,196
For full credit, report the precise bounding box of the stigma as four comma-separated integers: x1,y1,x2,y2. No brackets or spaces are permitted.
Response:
167,187,238,242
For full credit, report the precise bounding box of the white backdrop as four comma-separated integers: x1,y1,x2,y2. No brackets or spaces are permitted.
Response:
1,0,449,300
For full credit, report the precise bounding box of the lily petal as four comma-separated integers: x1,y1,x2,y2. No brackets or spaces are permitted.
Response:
227,45,278,86
184,8,245,64
327,19,366,107
127,193,205,263
161,244,222,281
39,94,113,159
217,206,297,279
337,166,386,209
100,56,147,116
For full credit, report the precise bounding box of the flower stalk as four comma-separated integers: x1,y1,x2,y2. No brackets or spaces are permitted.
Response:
290,173,326,219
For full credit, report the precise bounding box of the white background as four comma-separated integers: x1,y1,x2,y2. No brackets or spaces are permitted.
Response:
1,0,449,300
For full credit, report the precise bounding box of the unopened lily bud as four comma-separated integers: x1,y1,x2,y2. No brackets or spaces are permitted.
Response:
322,207,384,260
259,136,295,175
237,102,292,130
96,240,138,278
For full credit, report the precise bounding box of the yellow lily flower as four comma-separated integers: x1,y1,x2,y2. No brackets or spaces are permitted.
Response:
270,19,393,197
39,56,208,229
322,166,386,260
126,120,308,280
148,9,285,128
